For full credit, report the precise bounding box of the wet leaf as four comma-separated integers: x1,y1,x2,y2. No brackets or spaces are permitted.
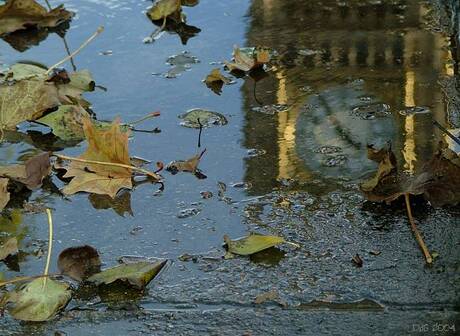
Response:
37,105,91,141
224,234,285,257
0,64,94,130
0,0,73,36
181,0,199,6
225,46,271,72
0,178,10,211
179,108,228,128
1,278,71,321
204,68,232,95
147,0,181,21
86,260,166,290
166,149,206,178
62,117,133,198
0,237,18,261
57,245,101,282
0,152,51,189
360,144,460,206
0,76,61,129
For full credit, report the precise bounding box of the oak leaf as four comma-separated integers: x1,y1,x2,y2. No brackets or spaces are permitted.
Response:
63,117,133,198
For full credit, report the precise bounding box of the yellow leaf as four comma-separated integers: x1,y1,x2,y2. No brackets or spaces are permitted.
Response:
224,234,285,256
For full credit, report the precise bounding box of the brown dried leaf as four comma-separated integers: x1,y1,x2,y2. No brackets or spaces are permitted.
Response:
0,152,51,189
63,117,132,198
360,144,460,206
225,46,271,72
0,0,73,36
204,68,231,95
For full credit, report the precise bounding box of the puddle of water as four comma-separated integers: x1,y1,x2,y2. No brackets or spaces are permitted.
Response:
0,0,458,334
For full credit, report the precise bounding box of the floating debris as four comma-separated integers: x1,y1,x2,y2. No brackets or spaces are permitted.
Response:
398,106,431,116
165,51,199,78
251,104,289,115
177,207,201,219
179,108,228,128
351,103,391,120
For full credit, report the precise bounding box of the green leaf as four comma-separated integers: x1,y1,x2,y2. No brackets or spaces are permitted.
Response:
224,234,286,256
86,260,166,289
37,105,90,141
2,278,71,321
147,0,181,21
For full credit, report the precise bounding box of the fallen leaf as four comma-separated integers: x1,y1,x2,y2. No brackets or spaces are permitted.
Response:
0,152,51,189
57,245,101,282
360,144,460,206
225,46,271,72
147,0,181,21
0,237,18,261
1,278,71,321
179,108,228,128
36,105,91,142
0,0,73,36
62,117,133,198
204,68,232,95
166,149,206,178
86,260,166,290
0,178,10,211
224,234,286,257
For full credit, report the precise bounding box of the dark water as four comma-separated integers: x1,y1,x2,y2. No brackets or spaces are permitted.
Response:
0,0,459,335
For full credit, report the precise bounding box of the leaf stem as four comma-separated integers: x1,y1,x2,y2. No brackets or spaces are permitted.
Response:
46,26,104,75
404,193,432,264
53,154,161,181
43,209,54,287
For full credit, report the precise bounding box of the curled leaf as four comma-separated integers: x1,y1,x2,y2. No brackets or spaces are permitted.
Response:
86,260,166,290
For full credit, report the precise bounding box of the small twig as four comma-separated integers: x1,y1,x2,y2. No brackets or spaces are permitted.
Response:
149,16,167,41
44,0,52,10
128,111,160,127
46,26,104,75
61,36,77,71
53,154,161,181
404,193,432,264
0,274,59,288
197,118,203,148
433,120,460,147
43,209,54,288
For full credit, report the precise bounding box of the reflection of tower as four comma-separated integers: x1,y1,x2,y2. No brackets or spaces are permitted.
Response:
242,0,453,194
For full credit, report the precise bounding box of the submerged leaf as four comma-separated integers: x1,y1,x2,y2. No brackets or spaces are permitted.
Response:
0,178,10,211
0,152,51,189
224,234,285,256
0,237,18,261
0,0,74,36
63,118,132,198
2,278,71,321
58,245,101,282
86,260,166,289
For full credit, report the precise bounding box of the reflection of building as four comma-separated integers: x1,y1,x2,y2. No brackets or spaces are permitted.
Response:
243,0,454,195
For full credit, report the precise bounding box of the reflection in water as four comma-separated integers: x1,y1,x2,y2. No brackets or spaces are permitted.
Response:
242,0,455,194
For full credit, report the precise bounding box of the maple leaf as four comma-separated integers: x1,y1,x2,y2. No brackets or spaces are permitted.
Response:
0,0,73,36
63,117,133,198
